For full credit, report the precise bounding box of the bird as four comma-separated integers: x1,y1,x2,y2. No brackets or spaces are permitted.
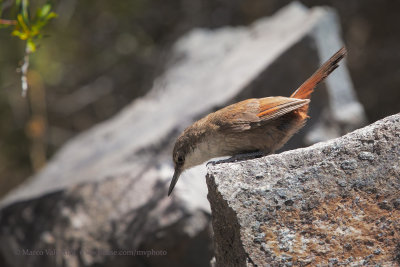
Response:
168,47,347,196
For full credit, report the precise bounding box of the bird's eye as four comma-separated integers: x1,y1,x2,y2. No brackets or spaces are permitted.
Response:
177,156,184,165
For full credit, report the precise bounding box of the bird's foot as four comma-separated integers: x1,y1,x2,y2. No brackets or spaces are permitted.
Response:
207,151,266,166
206,160,219,166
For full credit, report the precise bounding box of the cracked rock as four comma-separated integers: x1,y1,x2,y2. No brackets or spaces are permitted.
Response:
207,113,400,266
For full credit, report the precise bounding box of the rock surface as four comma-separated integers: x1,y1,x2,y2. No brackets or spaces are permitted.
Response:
207,113,400,266
0,3,365,267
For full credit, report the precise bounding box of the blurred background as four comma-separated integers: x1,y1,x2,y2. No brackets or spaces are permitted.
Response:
0,0,399,198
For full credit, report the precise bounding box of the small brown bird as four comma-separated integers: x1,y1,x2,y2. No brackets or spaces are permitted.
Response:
168,47,347,196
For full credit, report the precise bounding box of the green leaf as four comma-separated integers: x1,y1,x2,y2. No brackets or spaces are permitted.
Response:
39,4,51,18
17,14,30,33
5,0,58,54
32,4,57,31
27,39,36,52
45,12,58,21
12,29,28,40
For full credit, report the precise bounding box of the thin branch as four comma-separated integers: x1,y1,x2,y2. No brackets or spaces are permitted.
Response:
20,44,30,97
0,19,17,25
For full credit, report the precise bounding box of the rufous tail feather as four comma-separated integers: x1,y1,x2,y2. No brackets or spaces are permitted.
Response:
290,47,347,99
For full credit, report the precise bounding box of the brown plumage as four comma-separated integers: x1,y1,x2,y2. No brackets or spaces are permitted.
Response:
169,47,347,196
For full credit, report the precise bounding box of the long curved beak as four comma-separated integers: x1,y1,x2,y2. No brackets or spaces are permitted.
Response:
168,166,182,196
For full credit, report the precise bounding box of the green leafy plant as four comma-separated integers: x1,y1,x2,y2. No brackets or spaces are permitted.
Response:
0,0,57,96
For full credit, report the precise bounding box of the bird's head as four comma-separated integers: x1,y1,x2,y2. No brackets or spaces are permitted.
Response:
168,123,211,196
168,134,190,196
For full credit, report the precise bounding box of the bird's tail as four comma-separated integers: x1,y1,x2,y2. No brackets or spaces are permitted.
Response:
290,47,347,99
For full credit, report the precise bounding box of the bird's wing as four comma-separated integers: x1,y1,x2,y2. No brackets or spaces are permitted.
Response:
214,97,309,131
256,97,310,121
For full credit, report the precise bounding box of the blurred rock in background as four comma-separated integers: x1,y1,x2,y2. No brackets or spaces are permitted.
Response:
0,3,367,267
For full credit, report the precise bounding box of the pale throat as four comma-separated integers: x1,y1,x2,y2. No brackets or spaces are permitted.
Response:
183,139,222,170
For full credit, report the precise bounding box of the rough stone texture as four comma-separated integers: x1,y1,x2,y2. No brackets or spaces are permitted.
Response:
0,3,365,267
207,113,400,267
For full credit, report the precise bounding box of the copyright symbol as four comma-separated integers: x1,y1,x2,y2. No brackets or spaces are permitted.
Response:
15,249,20,255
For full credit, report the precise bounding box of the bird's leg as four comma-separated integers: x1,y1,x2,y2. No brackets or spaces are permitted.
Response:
207,151,266,166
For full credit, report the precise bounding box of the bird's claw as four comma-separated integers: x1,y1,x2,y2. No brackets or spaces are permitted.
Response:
207,152,266,166
206,160,218,166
